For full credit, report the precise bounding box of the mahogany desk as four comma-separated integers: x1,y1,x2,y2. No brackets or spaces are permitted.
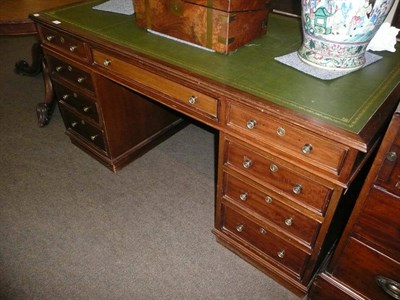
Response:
30,1,400,297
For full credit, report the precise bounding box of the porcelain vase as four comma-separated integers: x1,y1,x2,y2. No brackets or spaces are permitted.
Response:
298,0,395,70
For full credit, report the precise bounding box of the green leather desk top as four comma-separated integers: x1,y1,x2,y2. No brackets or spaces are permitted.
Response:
39,0,400,133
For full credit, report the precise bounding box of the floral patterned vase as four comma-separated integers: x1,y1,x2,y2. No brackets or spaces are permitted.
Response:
298,0,395,70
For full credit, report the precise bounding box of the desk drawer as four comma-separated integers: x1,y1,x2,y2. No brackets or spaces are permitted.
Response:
46,55,94,93
353,186,400,259
227,102,349,177
40,26,88,60
223,172,321,246
224,138,334,214
92,49,219,119
60,107,106,151
53,82,99,123
222,205,310,277
333,237,400,300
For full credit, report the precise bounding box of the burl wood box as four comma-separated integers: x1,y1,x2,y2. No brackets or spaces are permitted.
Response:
134,0,272,54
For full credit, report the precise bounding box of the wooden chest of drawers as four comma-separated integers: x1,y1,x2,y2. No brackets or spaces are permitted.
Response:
308,103,400,300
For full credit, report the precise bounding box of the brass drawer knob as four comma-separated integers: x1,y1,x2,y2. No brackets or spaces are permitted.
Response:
77,77,85,84
285,217,294,226
239,192,248,201
259,227,267,235
293,184,303,195
242,157,253,169
276,127,286,136
386,151,397,162
103,59,112,67
83,106,92,113
236,224,244,232
69,46,78,52
62,94,70,100
265,196,273,204
277,250,285,259
90,134,99,141
302,144,313,154
270,164,278,173
71,121,78,128
246,119,257,129
46,35,55,41
55,66,63,72
375,275,400,299
188,95,197,105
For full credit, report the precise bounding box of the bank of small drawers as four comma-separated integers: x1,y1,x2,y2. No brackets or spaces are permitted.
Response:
53,82,99,123
222,204,311,278
92,49,219,121
47,55,94,92
224,138,334,215
226,102,349,177
40,26,88,61
223,172,321,247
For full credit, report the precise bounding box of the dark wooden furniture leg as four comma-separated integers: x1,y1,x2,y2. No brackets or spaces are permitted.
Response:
15,41,43,76
36,55,56,127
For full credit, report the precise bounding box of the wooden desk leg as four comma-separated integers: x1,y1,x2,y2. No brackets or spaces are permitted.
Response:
15,41,56,126
36,56,56,127
15,42,42,76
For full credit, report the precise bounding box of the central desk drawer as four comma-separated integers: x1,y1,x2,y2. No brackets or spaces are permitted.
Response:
224,138,334,214
92,49,218,119
227,102,349,177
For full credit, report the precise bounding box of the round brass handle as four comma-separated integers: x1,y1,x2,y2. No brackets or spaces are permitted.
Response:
239,192,248,201
242,158,253,169
188,95,197,105
103,59,112,67
246,119,257,129
77,77,85,84
302,144,313,154
62,94,70,100
386,151,398,162
265,196,273,204
277,250,285,259
293,184,303,195
236,224,244,232
83,106,91,113
71,122,78,128
276,127,286,136
375,275,400,299
270,164,278,173
285,217,294,226
90,134,99,141
46,35,55,41
259,227,267,235
55,66,63,72
69,46,78,52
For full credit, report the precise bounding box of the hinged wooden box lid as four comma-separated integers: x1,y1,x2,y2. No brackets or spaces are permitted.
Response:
134,0,272,54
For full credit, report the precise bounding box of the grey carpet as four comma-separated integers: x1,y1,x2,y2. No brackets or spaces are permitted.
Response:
0,35,300,300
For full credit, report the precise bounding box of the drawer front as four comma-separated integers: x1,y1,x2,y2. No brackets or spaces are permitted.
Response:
223,172,321,246
53,82,99,123
333,237,400,300
224,139,334,214
222,205,310,277
377,128,400,196
46,55,94,92
40,26,87,60
92,49,219,119
60,107,106,151
227,103,349,176
354,187,400,258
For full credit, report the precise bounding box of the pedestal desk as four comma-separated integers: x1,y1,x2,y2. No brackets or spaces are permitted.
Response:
30,1,400,297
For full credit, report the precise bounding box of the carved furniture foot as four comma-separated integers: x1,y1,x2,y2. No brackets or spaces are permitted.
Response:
15,42,43,76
